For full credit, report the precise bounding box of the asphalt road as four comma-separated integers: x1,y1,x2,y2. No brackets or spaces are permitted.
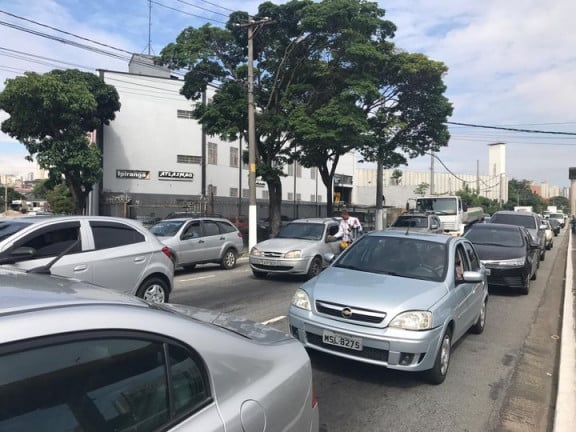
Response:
171,229,568,432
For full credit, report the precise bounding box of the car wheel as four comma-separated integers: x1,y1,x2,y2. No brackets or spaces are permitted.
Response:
540,249,545,261
470,299,487,334
182,264,196,271
137,277,169,303
530,266,537,281
307,257,323,280
252,270,267,279
521,276,530,295
425,328,452,385
220,249,237,270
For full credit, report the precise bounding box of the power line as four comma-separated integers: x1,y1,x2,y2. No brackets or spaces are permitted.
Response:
173,0,229,18
447,121,576,136
0,46,94,70
150,0,227,24
195,0,235,13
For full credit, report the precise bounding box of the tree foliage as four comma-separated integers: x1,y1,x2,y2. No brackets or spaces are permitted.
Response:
414,183,429,196
503,179,546,213
0,186,24,212
46,183,75,214
0,69,120,213
159,0,451,233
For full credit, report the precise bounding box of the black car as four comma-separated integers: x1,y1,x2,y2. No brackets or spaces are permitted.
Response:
463,223,539,295
548,218,561,236
489,210,546,262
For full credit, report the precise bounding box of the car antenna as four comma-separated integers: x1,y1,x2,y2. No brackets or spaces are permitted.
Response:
405,219,411,236
27,238,81,275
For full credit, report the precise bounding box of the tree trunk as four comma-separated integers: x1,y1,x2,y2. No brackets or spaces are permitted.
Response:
266,176,283,237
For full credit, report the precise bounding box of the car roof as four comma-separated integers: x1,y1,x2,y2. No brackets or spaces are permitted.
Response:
469,223,522,231
493,210,536,216
367,229,452,245
0,267,148,316
289,217,339,224
159,217,233,223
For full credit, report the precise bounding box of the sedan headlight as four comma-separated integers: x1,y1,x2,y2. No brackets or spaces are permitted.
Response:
284,250,302,259
481,257,525,267
389,311,432,330
291,289,311,311
250,247,263,257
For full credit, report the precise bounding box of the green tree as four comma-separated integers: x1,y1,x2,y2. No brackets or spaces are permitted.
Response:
504,179,546,213
46,183,75,214
548,195,568,212
30,179,49,199
0,69,120,213
0,186,24,212
414,182,429,196
159,0,451,233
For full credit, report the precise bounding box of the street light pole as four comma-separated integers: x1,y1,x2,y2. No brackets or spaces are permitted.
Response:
375,159,384,230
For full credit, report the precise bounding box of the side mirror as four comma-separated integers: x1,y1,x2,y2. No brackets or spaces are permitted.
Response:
462,270,483,282
539,224,547,230
324,253,336,263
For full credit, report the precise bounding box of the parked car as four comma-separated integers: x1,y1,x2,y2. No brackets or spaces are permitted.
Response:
387,213,443,233
0,269,319,431
464,223,539,294
288,231,489,384
227,215,249,234
165,211,222,220
549,218,561,236
548,212,565,228
150,217,244,271
257,215,293,240
0,216,174,303
489,210,547,261
542,219,554,250
250,218,342,279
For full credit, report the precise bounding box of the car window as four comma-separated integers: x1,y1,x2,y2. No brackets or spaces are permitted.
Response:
90,221,145,250
465,227,524,247
182,221,202,239
463,242,480,271
203,221,220,236
491,213,536,229
0,335,212,431
16,223,81,258
276,223,324,240
150,220,185,237
0,220,33,242
392,216,428,228
455,245,467,280
217,221,237,234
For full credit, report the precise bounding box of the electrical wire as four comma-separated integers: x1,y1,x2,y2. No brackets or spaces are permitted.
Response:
447,121,576,136
194,0,235,13
150,0,227,24
173,0,229,18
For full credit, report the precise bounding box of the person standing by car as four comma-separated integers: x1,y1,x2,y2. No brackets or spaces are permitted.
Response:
332,210,363,250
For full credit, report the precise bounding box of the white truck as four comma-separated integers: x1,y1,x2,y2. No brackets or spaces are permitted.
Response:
514,206,533,213
546,205,557,213
414,196,484,236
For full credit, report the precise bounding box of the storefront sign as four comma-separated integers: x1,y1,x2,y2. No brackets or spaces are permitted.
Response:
158,171,194,181
116,169,150,180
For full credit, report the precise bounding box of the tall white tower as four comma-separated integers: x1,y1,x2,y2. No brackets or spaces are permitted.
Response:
488,142,507,203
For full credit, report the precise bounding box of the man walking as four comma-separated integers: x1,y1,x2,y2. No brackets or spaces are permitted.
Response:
332,210,363,249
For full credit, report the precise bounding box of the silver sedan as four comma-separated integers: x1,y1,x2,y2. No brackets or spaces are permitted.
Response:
289,231,489,384
0,268,319,431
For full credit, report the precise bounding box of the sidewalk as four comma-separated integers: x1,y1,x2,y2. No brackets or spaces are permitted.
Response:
553,230,576,430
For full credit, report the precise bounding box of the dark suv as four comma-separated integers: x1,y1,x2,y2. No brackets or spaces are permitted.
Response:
489,210,547,261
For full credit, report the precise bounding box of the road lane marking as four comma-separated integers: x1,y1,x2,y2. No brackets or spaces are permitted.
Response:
176,275,216,282
261,315,287,325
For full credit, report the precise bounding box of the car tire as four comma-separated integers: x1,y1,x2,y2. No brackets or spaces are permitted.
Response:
220,249,237,270
530,267,537,281
306,257,323,280
137,277,169,304
521,276,530,295
252,270,267,279
425,328,452,385
470,299,487,334
182,264,196,271
540,249,545,261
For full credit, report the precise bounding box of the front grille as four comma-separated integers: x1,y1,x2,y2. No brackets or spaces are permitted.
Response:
251,263,293,271
315,300,386,324
306,333,389,362
488,274,524,288
262,251,283,258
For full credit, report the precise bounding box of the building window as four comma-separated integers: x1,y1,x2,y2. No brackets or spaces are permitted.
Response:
230,187,238,197
262,190,269,199
310,194,316,202
208,142,218,165
177,110,194,119
311,167,317,180
242,159,248,170
177,154,201,164
318,195,322,202
208,184,217,196
296,164,302,178
296,193,301,201
242,188,249,198
230,147,239,168
288,192,294,201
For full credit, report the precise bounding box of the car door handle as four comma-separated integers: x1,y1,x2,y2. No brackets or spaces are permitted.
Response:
198,240,205,243
134,256,146,263
73,265,87,272
220,237,226,240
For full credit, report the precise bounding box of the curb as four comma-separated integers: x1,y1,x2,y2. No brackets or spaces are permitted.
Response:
553,231,576,430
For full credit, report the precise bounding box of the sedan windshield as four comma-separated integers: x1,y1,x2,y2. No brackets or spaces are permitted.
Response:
149,221,185,237
465,228,524,247
334,236,447,282
276,223,324,240
0,221,33,242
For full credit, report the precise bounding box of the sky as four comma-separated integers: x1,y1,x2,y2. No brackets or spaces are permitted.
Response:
0,0,575,188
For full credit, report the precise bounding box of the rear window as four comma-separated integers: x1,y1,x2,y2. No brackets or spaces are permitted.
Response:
465,227,524,247
392,216,428,228
491,213,536,229
0,221,33,242
150,221,185,237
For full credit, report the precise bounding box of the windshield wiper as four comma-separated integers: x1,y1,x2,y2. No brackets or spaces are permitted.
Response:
27,238,81,275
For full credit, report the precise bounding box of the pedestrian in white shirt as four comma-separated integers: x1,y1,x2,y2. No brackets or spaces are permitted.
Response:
332,210,363,249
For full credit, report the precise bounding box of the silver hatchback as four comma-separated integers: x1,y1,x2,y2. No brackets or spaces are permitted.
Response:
0,268,319,431
0,216,174,303
249,218,342,279
150,217,244,271
289,231,489,384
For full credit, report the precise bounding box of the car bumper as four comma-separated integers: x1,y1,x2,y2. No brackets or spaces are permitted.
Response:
288,307,444,372
483,265,530,288
249,256,311,275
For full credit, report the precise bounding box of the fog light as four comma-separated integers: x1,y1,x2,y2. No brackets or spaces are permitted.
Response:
290,326,300,339
399,353,414,366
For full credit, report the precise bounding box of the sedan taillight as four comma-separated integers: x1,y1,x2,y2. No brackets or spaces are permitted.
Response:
237,231,243,238
161,246,173,261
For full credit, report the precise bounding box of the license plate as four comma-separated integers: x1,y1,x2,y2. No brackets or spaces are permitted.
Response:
322,330,363,351
252,258,280,265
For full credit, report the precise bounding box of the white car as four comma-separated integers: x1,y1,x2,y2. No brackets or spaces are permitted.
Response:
0,216,174,303
543,219,554,250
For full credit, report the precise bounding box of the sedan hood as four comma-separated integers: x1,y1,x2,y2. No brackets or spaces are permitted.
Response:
255,238,320,253
306,267,448,312
473,244,526,261
160,304,292,344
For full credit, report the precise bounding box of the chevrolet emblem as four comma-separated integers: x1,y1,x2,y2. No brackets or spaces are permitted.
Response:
341,307,353,318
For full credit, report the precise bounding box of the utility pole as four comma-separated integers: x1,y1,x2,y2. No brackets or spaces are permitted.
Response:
375,159,384,230
237,16,273,251
476,160,480,195
430,151,435,195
